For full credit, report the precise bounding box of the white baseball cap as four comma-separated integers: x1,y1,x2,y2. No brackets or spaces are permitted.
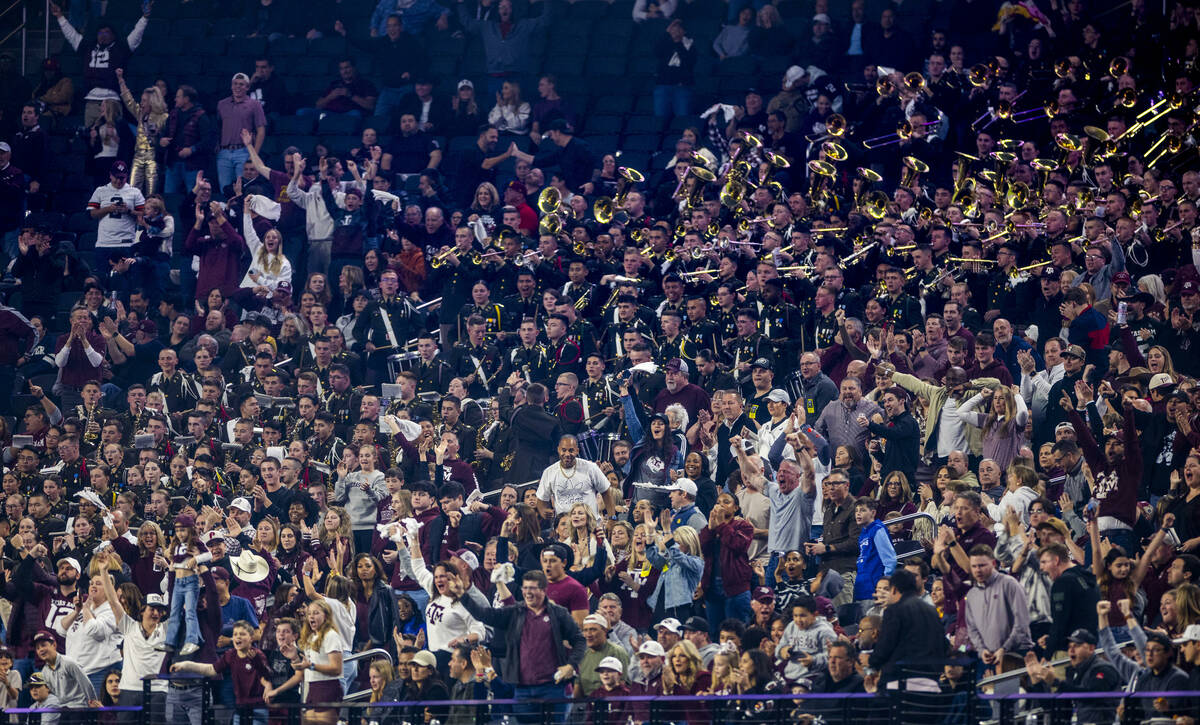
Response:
655,617,682,634
596,656,624,673
667,479,698,498
583,613,609,629
229,497,252,513
637,641,666,657
1176,624,1200,644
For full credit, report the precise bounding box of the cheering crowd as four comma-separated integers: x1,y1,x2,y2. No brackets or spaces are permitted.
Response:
2,0,1200,722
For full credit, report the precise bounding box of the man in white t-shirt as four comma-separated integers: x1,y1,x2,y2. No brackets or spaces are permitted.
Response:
86,159,146,273
536,434,616,520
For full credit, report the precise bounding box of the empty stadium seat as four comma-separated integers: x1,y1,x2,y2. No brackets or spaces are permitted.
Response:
317,114,361,136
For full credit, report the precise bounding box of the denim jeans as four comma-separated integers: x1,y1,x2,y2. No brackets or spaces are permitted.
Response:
653,85,692,118
216,147,251,196
513,682,566,724
374,87,412,122
165,683,204,725
233,706,268,725
164,162,202,195
704,580,751,637
340,651,358,695
166,574,201,647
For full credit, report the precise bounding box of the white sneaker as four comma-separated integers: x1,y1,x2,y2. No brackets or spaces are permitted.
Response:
179,643,199,656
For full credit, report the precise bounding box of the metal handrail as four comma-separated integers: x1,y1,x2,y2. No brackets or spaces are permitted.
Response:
975,637,1133,688
884,511,935,560
342,648,393,701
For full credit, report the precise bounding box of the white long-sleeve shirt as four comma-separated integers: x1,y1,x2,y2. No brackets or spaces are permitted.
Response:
56,601,122,675
240,204,294,292
411,555,485,653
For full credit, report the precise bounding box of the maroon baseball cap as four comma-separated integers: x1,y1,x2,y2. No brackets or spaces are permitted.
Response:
1183,280,1199,296
752,586,775,603
1112,271,1132,286
507,180,527,194
110,160,128,177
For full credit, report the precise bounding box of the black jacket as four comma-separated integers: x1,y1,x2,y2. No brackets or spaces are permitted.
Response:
1045,565,1100,655
1028,654,1120,725
460,595,585,686
504,404,562,484
868,592,945,683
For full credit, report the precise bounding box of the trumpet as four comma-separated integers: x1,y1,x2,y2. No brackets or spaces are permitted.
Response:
513,250,543,267
470,249,504,264
429,247,463,269
678,267,718,278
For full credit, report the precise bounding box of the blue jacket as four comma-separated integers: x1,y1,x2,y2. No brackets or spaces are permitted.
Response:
854,518,897,600
645,539,704,611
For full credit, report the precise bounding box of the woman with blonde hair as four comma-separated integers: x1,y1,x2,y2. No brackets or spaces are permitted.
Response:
240,198,293,296
960,385,1029,472
110,520,169,595
366,660,396,717
603,521,658,630
291,599,345,724
661,640,711,723
487,80,530,134
86,98,132,187
1145,345,1177,378
469,182,500,223
116,67,168,194
643,516,704,621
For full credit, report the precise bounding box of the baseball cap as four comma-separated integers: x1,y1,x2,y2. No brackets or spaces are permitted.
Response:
583,613,609,629
231,72,250,83
1150,373,1176,390
110,160,128,177
1062,344,1086,359
766,388,791,404
596,656,624,673
200,530,226,546
447,548,479,571
229,497,252,513
752,586,775,603
1176,624,1200,644
1040,266,1061,280
812,12,832,24
411,650,437,669
457,79,473,90
32,630,56,646
211,566,231,581
655,617,682,634
61,557,82,575
1112,271,1132,286
667,478,698,498
0,142,10,153
1067,628,1097,645
1182,280,1199,296
139,319,158,336
637,641,666,657
664,358,690,375
783,65,805,89
1035,517,1070,538
26,673,48,688
751,358,772,371
146,593,169,609
682,616,709,632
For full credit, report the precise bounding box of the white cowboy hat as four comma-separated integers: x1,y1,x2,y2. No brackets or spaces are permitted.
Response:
231,550,271,584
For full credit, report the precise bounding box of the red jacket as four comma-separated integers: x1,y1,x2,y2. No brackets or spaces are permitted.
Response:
699,517,754,597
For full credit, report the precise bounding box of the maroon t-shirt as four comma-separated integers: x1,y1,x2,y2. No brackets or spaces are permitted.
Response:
518,607,558,686
212,648,271,705
546,576,589,614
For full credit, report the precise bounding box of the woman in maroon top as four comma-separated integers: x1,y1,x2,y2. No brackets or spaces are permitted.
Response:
603,522,659,631
877,472,918,535
661,640,711,724
109,520,168,596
